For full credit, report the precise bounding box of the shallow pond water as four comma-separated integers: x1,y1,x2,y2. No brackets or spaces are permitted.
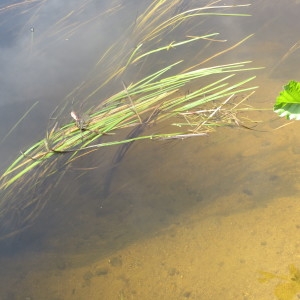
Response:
1,1,300,299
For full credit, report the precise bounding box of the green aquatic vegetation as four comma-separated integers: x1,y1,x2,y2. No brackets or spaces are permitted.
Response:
274,80,300,120
259,265,300,300
0,0,260,240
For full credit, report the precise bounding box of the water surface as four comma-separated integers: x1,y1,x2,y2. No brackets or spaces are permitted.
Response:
1,1,300,299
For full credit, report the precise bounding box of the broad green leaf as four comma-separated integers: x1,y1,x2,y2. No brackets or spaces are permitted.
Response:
274,80,300,120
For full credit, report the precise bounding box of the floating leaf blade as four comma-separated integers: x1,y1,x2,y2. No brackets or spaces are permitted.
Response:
274,80,300,119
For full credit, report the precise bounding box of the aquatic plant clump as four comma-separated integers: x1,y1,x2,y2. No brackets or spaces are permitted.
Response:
0,0,259,240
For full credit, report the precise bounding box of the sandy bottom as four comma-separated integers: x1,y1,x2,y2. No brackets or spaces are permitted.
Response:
1,109,300,300
1,194,300,300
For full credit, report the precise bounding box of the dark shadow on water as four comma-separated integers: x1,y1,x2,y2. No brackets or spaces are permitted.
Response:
0,118,297,269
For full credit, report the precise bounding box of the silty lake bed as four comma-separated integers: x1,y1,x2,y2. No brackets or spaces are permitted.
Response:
1,0,300,299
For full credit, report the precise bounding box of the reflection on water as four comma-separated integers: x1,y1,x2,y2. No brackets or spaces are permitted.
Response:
1,0,300,299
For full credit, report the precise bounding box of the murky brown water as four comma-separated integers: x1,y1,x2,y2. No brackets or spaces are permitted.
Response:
1,0,300,299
